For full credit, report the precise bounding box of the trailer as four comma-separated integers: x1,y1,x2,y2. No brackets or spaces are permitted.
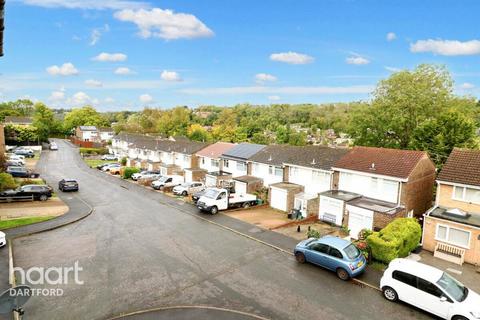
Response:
197,187,257,214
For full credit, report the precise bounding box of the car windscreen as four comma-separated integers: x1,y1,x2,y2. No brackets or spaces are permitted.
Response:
436,272,468,302
343,244,361,260
203,189,219,199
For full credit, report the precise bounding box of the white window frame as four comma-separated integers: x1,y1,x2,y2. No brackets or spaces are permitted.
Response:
452,185,480,204
236,161,247,172
223,159,229,168
434,223,471,249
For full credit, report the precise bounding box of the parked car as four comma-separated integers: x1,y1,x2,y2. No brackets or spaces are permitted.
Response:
7,154,26,163
101,154,118,161
49,142,58,150
173,182,205,196
0,231,5,248
151,175,183,190
6,159,25,167
102,163,121,172
132,170,161,181
6,166,40,178
96,163,110,170
58,179,79,192
192,189,206,204
14,149,35,158
294,236,367,280
0,185,52,201
381,258,480,320
109,166,123,175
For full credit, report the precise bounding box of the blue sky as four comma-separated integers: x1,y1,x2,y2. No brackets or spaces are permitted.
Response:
1,0,479,111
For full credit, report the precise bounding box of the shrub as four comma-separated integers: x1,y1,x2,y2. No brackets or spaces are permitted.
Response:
307,228,321,239
366,218,422,264
122,167,140,179
0,173,18,191
79,147,109,155
15,178,46,186
120,157,127,166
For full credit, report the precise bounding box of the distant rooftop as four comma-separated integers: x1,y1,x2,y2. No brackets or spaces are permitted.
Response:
221,143,265,161
4,116,33,125
78,125,97,131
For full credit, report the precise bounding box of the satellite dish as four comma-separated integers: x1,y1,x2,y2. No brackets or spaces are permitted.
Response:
0,285,31,314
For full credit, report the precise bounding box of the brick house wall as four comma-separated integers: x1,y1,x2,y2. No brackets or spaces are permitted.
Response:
423,216,480,265
400,156,436,217
436,183,480,213
306,196,319,217
331,171,340,190
283,166,289,182
0,124,5,154
190,155,200,168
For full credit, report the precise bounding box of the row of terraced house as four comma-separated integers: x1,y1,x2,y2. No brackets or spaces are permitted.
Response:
109,132,480,266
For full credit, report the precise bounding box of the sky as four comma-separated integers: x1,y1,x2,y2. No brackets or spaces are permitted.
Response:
1,0,480,111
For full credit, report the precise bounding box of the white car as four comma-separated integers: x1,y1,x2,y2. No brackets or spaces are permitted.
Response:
151,175,184,190
132,171,161,181
380,258,480,320
49,142,58,150
101,154,118,161
8,154,25,161
0,231,6,248
173,182,205,196
102,163,121,172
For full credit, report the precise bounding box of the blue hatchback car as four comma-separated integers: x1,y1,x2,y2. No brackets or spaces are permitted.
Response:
294,235,366,280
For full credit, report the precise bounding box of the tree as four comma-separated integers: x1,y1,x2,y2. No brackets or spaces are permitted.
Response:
349,64,453,148
288,132,307,146
187,124,210,142
410,110,478,167
33,102,55,142
63,106,109,133
251,132,271,144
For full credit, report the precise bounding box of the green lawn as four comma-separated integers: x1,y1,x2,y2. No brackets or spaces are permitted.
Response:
84,159,116,168
0,216,55,230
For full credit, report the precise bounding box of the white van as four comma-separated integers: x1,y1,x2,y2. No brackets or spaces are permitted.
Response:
380,258,480,320
151,175,183,190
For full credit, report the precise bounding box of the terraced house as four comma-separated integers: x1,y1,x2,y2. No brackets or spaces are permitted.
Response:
423,148,480,265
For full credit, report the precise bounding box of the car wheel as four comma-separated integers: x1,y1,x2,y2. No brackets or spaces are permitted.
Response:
242,202,250,209
452,316,468,320
336,268,350,281
210,206,218,215
39,194,48,201
382,286,398,302
295,252,306,264
182,191,188,196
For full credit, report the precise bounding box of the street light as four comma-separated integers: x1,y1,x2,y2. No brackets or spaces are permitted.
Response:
0,0,4,57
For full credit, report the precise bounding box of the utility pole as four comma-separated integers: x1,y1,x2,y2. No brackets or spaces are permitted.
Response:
0,0,4,56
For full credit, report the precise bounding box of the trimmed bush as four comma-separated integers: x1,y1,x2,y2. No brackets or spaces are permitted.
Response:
79,147,109,155
366,218,422,264
15,178,46,186
122,167,140,179
120,157,127,166
0,173,18,191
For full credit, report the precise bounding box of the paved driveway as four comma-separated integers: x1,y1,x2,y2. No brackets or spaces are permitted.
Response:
12,140,434,320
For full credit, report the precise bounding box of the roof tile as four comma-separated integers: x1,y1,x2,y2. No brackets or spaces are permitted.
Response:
437,148,480,187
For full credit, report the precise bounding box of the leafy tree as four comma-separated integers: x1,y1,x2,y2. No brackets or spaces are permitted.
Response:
288,132,307,146
0,173,17,191
251,132,272,145
410,110,478,167
275,125,291,144
63,106,109,133
187,124,210,142
349,64,453,148
33,102,55,142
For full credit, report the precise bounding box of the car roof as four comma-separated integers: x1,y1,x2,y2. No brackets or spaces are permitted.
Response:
316,235,352,250
388,258,444,283
63,179,77,182
22,184,47,187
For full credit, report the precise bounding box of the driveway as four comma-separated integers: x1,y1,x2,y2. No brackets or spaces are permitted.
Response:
11,139,434,320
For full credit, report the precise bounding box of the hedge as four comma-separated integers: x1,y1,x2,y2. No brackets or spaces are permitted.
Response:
79,147,109,155
0,173,18,191
122,167,140,179
366,218,421,264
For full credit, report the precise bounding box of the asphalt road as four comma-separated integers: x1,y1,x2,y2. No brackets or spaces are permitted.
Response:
11,140,434,320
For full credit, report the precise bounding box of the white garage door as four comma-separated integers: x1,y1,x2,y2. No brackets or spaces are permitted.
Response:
270,187,288,212
346,205,373,239
205,175,216,187
184,170,193,182
235,181,247,195
319,196,344,226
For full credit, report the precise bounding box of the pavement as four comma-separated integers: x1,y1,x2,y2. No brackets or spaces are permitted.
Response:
0,197,68,218
7,139,442,320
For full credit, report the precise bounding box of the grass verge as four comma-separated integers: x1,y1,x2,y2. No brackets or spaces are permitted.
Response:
0,216,56,230
84,159,116,168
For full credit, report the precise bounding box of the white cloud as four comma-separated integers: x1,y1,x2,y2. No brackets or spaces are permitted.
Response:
114,67,135,75
346,56,370,65
114,8,214,40
48,90,65,101
180,85,373,95
460,82,475,89
104,97,115,103
92,52,127,62
161,70,182,82
269,52,314,64
85,79,103,87
255,73,277,83
22,0,149,10
386,32,396,41
46,62,79,76
385,66,401,72
69,91,93,106
139,93,153,104
410,39,480,56
90,24,109,46
268,95,281,101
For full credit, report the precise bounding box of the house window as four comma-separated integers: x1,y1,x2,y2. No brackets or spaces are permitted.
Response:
452,186,480,204
202,157,205,165
268,166,274,175
275,167,283,177
236,161,246,172
211,159,219,168
290,167,299,177
435,224,471,248
223,159,229,168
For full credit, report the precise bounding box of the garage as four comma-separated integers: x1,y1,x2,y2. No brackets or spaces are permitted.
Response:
319,195,344,225
269,182,304,213
346,204,373,239
270,187,287,211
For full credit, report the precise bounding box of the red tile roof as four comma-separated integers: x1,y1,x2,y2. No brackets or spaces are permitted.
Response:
196,142,236,159
333,146,428,179
437,148,480,187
